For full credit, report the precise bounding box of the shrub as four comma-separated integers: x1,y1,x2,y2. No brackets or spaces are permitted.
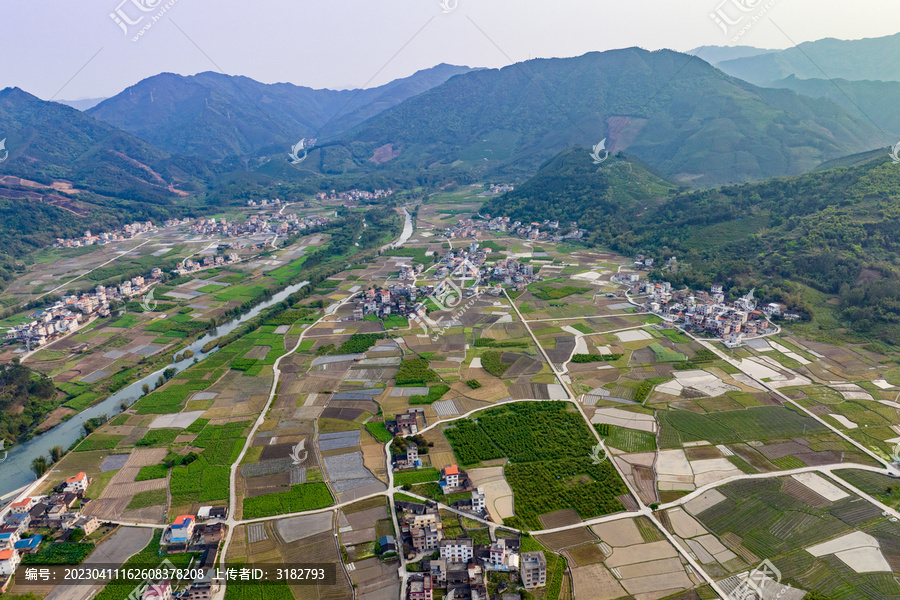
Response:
481,351,510,378
396,358,439,385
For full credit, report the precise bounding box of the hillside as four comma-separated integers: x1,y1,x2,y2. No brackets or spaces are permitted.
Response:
489,147,900,341
345,48,883,185
712,33,900,86
0,88,215,255
88,65,474,159
482,148,678,228
769,76,900,138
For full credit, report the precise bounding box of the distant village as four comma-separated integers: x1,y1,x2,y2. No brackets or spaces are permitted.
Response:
447,217,586,242
180,211,331,241
54,222,156,248
628,275,794,347
315,188,394,204
350,241,542,322
1,473,224,597
4,270,164,349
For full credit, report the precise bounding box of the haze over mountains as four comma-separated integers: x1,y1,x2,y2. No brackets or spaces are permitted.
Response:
707,33,900,86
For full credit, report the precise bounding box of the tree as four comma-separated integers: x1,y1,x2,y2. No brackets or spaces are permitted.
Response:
31,456,48,477
49,446,64,462
142,383,150,395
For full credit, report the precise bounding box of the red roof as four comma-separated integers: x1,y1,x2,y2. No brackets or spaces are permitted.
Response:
66,472,87,483
0,549,14,560
173,515,195,526
10,499,31,508
443,465,459,476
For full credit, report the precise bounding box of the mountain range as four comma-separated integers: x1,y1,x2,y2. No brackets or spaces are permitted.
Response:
701,33,900,86
338,47,884,185
87,64,474,159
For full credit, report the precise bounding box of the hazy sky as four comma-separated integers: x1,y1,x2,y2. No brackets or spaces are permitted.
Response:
3,0,899,100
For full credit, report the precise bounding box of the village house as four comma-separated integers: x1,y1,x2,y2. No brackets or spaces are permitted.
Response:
72,515,99,536
408,575,433,600
169,515,196,545
521,551,547,588
439,538,474,564
63,472,89,494
0,549,20,576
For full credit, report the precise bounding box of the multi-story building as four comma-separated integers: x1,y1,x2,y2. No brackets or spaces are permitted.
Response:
408,575,433,600
521,551,547,588
471,488,486,513
439,538,473,564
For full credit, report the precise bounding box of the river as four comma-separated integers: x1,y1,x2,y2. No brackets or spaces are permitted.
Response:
0,280,310,499
388,207,413,249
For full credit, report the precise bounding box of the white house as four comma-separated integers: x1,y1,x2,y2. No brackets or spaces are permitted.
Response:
63,472,89,494
0,549,20,576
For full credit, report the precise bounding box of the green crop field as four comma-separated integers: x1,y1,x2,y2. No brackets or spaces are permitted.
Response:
661,406,825,445
690,477,900,598
394,467,441,486
602,425,657,453
660,329,691,343
649,342,687,363
242,482,334,519
444,401,629,529
364,422,392,443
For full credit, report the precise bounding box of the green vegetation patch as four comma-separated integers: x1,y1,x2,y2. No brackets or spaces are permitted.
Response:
649,343,687,363
662,406,826,446
395,358,440,385
135,464,170,481
600,425,657,453
75,435,124,452
364,422,392,443
410,384,451,405
126,488,168,510
242,483,334,519
531,285,590,301
136,428,181,447
481,350,511,378
394,468,442,486
22,542,95,565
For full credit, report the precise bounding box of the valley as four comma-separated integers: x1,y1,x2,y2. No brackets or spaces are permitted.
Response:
4,188,900,600
3,9,900,600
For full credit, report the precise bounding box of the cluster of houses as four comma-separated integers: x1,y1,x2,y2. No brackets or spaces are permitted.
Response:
174,254,241,275
245,198,283,208
487,184,515,195
640,282,783,347
397,498,547,600
315,188,394,204
186,213,330,240
0,473,100,584
437,244,539,290
5,270,163,348
54,222,157,248
447,217,586,242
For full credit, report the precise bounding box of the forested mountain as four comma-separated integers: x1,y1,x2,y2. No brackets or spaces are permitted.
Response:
344,48,884,185
0,87,211,198
0,88,218,256
712,33,900,86
768,76,900,138
488,147,900,341
482,148,678,231
88,65,474,159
